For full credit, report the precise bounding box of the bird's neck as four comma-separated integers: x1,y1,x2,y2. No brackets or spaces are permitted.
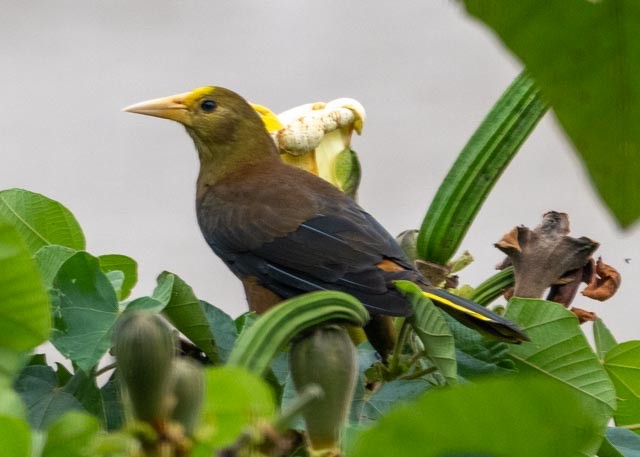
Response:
191,126,280,199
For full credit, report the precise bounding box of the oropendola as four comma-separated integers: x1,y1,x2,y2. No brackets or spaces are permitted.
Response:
124,86,528,357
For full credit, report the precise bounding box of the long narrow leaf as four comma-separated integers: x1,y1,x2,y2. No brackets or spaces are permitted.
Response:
417,72,548,264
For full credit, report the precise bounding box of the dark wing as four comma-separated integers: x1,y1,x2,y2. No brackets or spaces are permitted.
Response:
197,163,418,316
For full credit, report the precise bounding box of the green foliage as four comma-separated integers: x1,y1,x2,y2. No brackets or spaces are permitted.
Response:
417,72,548,264
0,189,85,254
154,272,220,364
0,416,31,457
463,0,640,227
200,366,275,448
505,298,616,449
599,428,640,457
0,218,51,351
349,376,601,457
395,281,457,384
604,341,640,430
50,252,119,372
98,255,138,301
470,266,514,307
594,318,619,361
41,412,100,457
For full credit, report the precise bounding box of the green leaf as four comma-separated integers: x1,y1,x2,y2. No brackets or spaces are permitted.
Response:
105,271,125,301
505,298,615,453
604,341,640,430
123,296,165,313
442,314,514,380
417,72,548,264
154,272,219,363
62,370,104,422
463,1,640,227
41,411,100,457
0,217,51,351
0,385,27,419
14,366,83,429
34,245,76,289
0,416,31,457
50,252,119,372
595,318,619,361
470,266,514,307
98,254,138,300
0,189,85,253
100,377,124,431
599,427,640,457
349,376,601,457
0,348,29,388
201,366,275,448
201,301,237,363
395,281,457,384
359,380,430,424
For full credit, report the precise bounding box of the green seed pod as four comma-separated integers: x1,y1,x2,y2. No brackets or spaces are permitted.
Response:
169,358,205,435
113,311,174,423
290,325,357,450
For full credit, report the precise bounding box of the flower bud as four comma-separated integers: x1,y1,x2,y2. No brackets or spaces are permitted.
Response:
113,311,174,423
169,358,204,435
290,325,357,450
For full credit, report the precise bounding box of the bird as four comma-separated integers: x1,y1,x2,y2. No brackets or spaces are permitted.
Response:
124,86,528,358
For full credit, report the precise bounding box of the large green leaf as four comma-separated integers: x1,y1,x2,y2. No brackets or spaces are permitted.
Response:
604,341,640,430
34,245,76,289
442,313,514,380
599,428,640,457
41,411,100,457
0,189,85,253
0,218,51,351
154,272,219,364
0,416,31,457
594,318,619,361
98,254,138,301
201,300,238,363
463,1,640,227
14,366,83,429
417,72,548,264
50,252,119,372
200,366,275,449
505,298,615,454
359,380,430,424
395,281,457,384
349,376,601,457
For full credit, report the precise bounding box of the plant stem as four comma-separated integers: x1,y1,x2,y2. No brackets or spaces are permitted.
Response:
621,423,640,431
95,362,117,377
388,319,411,375
273,384,324,432
397,366,437,381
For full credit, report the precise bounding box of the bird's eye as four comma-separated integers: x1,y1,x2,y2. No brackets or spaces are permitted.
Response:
200,100,217,113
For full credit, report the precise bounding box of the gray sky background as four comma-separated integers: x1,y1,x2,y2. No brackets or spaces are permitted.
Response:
2,1,638,342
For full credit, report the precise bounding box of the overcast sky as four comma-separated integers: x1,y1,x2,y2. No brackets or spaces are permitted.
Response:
2,1,637,341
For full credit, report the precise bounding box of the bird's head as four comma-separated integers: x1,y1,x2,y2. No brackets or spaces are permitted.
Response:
124,86,284,179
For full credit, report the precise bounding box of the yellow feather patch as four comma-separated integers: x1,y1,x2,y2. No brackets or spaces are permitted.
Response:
422,291,493,322
250,103,284,133
183,86,216,107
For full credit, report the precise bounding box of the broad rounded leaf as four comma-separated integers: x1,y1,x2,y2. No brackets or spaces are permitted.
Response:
14,366,83,429
349,376,601,457
594,318,619,361
51,252,119,372
463,1,640,227
154,272,219,363
0,189,84,253
604,341,640,430
201,366,275,448
41,411,100,457
0,218,51,350
98,254,138,300
506,298,615,454
34,245,76,289
0,416,30,457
